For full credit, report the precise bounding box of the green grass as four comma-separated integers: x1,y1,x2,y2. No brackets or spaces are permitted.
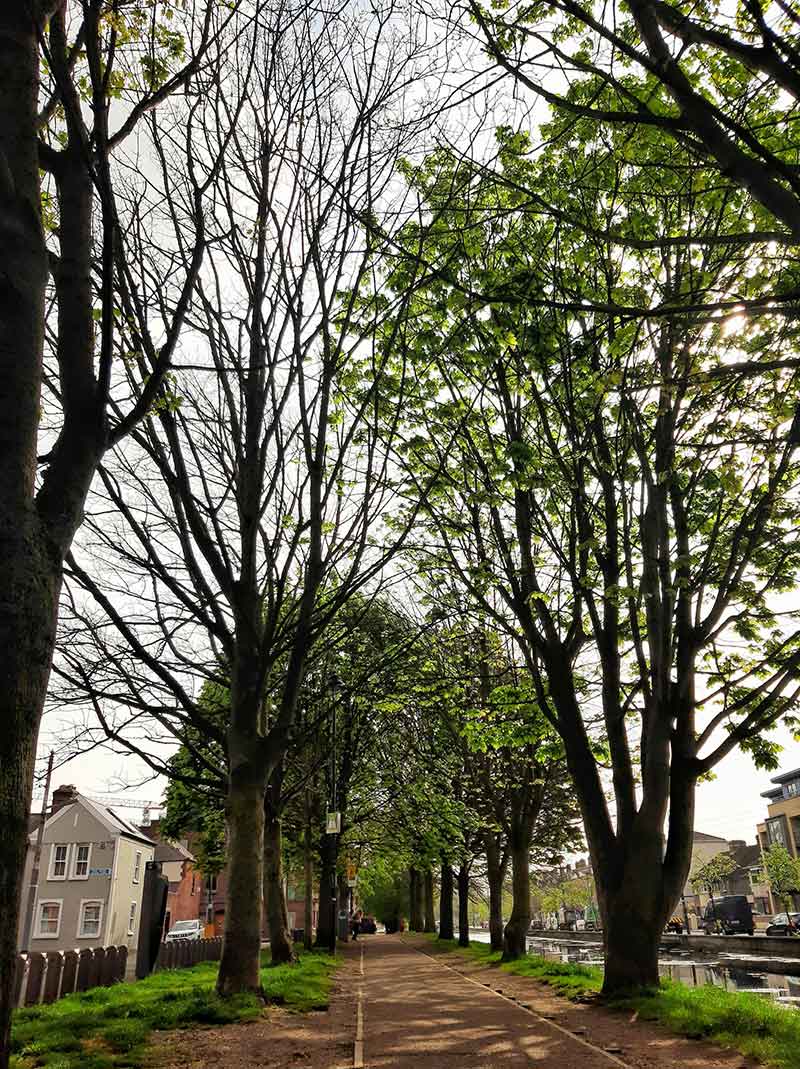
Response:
415,933,800,1069
10,949,337,1069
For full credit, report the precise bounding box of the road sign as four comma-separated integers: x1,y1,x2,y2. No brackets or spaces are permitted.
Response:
89,867,112,877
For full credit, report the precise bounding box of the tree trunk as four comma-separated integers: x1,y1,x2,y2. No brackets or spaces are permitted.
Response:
0,11,63,1068
502,838,531,961
217,766,268,995
338,872,350,942
457,864,470,947
423,869,436,932
602,888,662,992
409,867,424,931
303,790,313,950
263,787,293,964
485,835,506,953
314,833,337,949
439,862,454,940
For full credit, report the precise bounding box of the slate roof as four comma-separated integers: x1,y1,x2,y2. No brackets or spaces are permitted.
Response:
152,840,195,864
29,793,156,847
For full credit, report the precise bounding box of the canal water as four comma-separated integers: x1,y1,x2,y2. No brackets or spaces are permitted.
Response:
468,929,800,1007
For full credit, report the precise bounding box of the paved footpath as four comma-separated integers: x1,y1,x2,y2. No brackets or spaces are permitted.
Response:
356,935,626,1069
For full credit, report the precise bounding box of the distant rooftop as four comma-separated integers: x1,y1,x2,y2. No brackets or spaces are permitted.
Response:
693,830,728,842
30,790,155,847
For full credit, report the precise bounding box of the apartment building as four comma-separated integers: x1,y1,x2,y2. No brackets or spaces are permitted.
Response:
756,766,800,911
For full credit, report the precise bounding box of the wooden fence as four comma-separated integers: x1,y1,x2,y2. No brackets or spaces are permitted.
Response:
14,945,128,1008
155,937,222,971
14,938,222,1008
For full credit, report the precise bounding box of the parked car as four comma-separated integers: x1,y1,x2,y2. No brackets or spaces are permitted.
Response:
359,915,377,935
165,919,203,942
765,912,800,936
701,895,754,935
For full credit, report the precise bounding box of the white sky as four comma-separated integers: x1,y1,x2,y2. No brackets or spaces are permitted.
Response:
35,712,800,847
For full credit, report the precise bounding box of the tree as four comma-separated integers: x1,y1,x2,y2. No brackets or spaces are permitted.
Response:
691,851,738,896
0,2,242,1054
469,0,800,245
52,2,433,997
761,843,800,911
690,851,738,930
375,132,800,993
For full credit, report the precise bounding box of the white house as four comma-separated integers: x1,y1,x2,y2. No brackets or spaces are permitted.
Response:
18,785,155,954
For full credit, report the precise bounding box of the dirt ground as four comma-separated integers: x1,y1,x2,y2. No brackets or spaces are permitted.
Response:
146,945,360,1069
414,935,759,1069
146,934,763,1069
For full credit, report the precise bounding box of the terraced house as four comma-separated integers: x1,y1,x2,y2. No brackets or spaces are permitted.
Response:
17,786,155,955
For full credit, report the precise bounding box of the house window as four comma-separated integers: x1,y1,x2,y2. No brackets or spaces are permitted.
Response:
786,780,800,798
36,900,62,938
133,851,142,883
78,900,103,938
71,844,91,880
49,844,69,881
128,901,137,935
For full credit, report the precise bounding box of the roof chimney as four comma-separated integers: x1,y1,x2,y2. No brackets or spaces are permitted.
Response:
51,784,78,816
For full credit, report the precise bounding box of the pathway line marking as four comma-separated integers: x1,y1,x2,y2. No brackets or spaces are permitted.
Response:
354,944,365,1068
407,940,632,1069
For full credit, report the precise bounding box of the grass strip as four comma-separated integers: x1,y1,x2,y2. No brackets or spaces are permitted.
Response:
10,949,337,1069
416,934,800,1069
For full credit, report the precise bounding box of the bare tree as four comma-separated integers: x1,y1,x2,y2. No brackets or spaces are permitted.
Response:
54,1,435,996
0,1,243,1053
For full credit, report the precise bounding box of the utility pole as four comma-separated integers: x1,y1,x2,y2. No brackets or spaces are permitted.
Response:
20,751,54,952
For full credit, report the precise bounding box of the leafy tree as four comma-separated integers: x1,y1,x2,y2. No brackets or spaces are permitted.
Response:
470,0,800,249
373,131,800,992
691,851,738,896
761,843,800,911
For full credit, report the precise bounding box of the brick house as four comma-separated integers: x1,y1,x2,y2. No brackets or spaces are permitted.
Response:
139,820,204,937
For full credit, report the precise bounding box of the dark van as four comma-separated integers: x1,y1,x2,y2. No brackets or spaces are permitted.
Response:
701,895,754,935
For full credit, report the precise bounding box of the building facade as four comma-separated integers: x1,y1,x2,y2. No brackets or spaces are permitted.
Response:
756,767,800,912
18,786,155,954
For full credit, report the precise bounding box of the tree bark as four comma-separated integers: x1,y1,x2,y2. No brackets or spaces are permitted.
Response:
409,867,424,931
263,776,293,964
338,872,350,942
457,864,470,947
485,834,507,953
502,838,531,961
423,869,436,932
439,862,454,940
0,10,66,1066
303,790,313,950
217,764,268,995
602,890,662,991
314,833,337,949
